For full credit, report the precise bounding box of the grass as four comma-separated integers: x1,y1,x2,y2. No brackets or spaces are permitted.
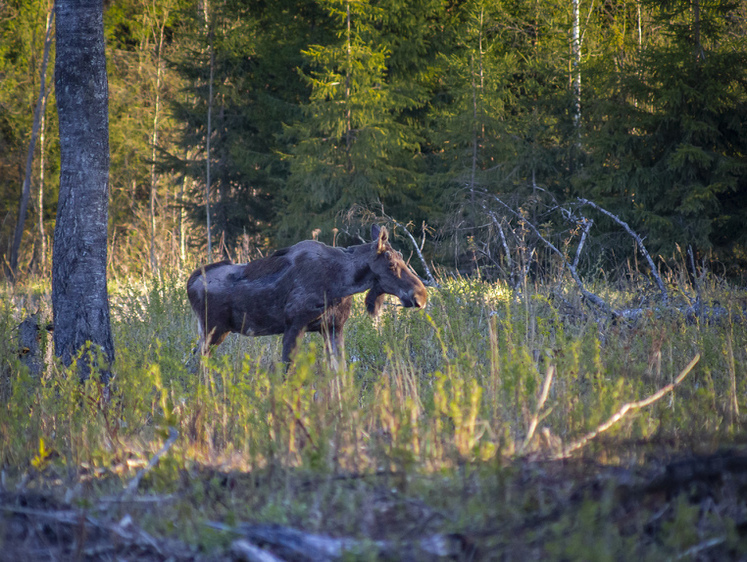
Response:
1,269,746,559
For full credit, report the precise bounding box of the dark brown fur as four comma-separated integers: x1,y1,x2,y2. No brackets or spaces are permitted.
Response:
187,225,428,364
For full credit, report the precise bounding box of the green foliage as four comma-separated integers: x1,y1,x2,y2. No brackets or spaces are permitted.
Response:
278,0,427,242
579,0,747,268
1,272,746,556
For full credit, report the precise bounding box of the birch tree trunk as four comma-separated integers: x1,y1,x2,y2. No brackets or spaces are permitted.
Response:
53,0,115,379
37,55,53,277
571,0,581,149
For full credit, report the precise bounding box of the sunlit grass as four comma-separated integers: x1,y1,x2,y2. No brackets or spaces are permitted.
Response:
1,271,745,556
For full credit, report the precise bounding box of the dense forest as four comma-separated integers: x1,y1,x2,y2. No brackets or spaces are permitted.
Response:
1,0,746,279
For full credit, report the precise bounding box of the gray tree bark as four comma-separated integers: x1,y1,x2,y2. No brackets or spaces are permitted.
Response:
52,0,114,379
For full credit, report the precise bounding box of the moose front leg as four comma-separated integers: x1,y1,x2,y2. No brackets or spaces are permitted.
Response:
281,325,307,364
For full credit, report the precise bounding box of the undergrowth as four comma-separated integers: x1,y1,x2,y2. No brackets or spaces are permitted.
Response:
1,271,746,558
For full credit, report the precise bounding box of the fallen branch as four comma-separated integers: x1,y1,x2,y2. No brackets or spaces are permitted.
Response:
379,205,438,287
519,364,555,454
2,507,165,556
577,198,668,304
675,536,726,560
207,521,467,561
124,426,178,497
486,192,614,315
551,354,700,460
232,539,286,562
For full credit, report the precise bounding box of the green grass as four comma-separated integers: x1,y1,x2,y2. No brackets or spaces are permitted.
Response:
1,271,746,558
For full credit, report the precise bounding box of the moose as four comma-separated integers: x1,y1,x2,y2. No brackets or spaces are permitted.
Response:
187,225,428,365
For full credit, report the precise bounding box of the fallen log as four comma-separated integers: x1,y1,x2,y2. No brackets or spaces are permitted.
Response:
207,520,470,561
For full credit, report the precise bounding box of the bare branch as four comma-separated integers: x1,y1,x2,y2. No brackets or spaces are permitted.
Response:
232,539,286,562
577,198,668,304
124,426,178,497
520,363,555,454
486,210,515,284
551,354,700,460
486,192,614,315
379,205,438,287
207,521,465,560
572,217,593,270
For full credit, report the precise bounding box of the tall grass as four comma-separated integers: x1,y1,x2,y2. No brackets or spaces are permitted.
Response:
0,271,745,554
2,272,743,470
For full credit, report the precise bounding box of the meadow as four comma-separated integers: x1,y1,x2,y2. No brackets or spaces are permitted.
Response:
1,267,746,560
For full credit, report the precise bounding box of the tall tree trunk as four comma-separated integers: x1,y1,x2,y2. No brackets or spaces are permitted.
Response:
571,0,581,149
149,10,167,276
344,1,352,174
37,68,52,277
204,0,214,262
53,0,115,380
179,175,189,266
9,7,54,280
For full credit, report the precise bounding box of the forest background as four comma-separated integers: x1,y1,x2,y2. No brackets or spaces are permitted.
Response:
1,0,747,280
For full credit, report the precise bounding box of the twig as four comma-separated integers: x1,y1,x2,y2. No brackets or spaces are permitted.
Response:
572,217,593,270
520,364,555,454
486,192,614,315
551,354,700,460
379,205,438,287
124,426,178,497
687,245,702,313
675,536,726,560
577,198,668,304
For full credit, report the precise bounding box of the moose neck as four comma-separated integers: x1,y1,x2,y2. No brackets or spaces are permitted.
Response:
337,242,377,297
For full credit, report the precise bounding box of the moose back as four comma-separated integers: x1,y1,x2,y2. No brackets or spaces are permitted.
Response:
187,225,428,363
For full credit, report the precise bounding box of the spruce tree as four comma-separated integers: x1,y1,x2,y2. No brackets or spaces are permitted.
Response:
279,0,424,244
580,0,747,265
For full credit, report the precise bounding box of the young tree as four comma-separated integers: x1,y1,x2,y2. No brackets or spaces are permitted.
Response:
8,5,54,280
53,0,114,378
280,0,424,243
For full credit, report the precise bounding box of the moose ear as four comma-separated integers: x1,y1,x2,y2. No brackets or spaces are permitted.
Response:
373,225,388,254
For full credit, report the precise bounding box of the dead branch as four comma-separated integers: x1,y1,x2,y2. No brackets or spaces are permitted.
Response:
124,426,178,497
577,198,668,304
2,507,165,556
207,521,467,561
486,209,518,286
486,192,614,315
520,364,555,454
675,537,726,560
379,205,438,287
232,539,287,562
551,354,700,460
572,217,593,270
